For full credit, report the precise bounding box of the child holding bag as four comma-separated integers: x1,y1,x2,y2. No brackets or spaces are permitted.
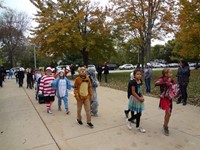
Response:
155,68,176,136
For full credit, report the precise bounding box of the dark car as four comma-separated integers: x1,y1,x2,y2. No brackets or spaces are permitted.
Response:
107,64,118,70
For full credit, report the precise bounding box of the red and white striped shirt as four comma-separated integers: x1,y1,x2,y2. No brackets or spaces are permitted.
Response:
39,75,55,96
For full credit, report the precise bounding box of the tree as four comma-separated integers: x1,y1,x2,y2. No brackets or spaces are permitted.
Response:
30,0,115,66
109,0,178,66
0,8,30,67
175,0,200,62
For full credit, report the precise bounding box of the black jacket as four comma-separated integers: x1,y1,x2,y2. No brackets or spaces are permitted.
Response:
177,66,190,84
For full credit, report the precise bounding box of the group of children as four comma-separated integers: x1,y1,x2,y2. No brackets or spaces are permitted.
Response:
36,65,179,134
37,66,99,128
125,68,179,136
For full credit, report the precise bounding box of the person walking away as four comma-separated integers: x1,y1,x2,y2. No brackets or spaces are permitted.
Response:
97,64,103,82
103,62,109,83
87,67,99,116
0,66,4,87
27,68,33,89
52,70,73,114
18,68,25,87
70,64,75,80
144,63,152,94
126,68,146,133
39,67,55,114
8,69,13,79
14,70,19,83
176,60,190,105
34,70,42,100
155,68,176,136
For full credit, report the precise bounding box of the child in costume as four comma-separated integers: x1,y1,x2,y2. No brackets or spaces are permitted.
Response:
124,71,134,118
39,67,55,114
52,70,74,114
155,68,176,136
87,67,99,116
126,68,146,133
74,67,94,128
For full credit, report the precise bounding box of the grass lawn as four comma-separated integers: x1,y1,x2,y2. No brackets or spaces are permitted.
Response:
100,69,200,106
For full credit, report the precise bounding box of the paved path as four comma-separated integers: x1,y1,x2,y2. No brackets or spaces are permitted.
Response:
0,79,200,150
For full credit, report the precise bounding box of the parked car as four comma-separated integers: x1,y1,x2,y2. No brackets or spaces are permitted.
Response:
168,63,179,68
107,64,118,70
189,62,196,67
119,64,134,70
152,63,162,68
56,65,70,71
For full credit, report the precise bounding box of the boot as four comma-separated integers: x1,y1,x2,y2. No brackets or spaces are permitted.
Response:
176,97,182,104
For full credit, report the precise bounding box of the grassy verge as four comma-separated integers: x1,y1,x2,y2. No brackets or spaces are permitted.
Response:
100,69,200,106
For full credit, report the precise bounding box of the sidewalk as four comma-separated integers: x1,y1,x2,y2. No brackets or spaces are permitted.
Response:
0,79,200,150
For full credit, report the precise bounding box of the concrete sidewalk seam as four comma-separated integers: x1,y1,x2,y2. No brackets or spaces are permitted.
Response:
64,123,126,141
28,143,56,150
23,88,61,150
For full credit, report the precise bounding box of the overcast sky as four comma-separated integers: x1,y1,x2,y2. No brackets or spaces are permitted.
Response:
3,0,168,45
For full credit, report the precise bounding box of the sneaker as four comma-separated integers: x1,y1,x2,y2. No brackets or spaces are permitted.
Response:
58,107,61,111
124,110,129,118
137,127,146,133
77,119,83,125
66,111,70,114
126,119,132,130
47,109,52,114
176,100,181,104
87,122,94,128
163,125,169,136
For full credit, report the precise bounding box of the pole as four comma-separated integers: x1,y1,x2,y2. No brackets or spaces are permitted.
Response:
34,45,36,69
138,49,140,64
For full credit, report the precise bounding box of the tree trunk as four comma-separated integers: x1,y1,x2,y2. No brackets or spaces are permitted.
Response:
81,48,89,66
146,1,153,63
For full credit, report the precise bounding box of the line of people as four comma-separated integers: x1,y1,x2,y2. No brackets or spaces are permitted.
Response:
37,66,99,128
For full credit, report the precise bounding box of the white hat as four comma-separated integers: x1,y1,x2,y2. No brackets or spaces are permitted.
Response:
58,70,64,74
46,67,52,72
147,63,151,66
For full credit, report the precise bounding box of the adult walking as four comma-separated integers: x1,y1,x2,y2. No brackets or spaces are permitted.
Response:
70,64,76,80
176,60,190,105
103,62,109,83
27,68,33,89
144,63,152,94
0,66,4,87
97,64,103,82
18,68,25,87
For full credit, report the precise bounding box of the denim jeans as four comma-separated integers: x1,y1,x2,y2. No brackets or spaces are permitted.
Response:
104,74,108,83
145,78,151,93
179,84,188,103
58,96,69,111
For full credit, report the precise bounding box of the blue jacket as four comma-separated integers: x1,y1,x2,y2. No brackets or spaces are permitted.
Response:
52,77,73,98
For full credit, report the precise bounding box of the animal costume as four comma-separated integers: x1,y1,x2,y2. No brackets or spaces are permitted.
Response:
52,70,73,113
87,67,99,116
74,67,93,126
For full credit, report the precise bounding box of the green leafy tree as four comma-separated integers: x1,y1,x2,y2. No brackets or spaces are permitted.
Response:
175,0,200,62
109,0,179,66
30,0,115,66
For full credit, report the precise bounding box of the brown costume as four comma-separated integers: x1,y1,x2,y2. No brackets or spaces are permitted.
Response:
74,67,93,123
